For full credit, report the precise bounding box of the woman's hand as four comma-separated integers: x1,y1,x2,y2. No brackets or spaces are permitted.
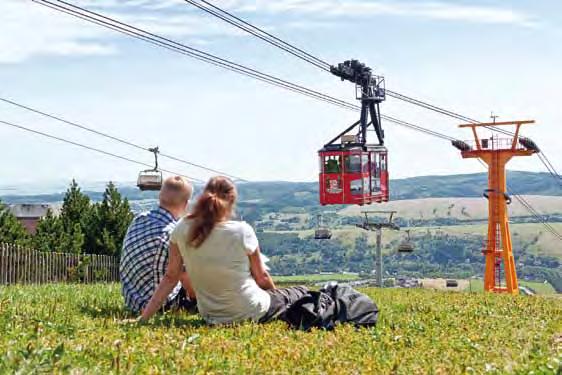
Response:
249,247,276,290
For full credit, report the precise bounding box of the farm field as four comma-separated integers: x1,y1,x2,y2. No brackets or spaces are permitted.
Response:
1,284,560,374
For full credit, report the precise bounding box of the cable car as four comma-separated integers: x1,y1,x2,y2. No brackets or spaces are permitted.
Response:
319,59,388,206
397,230,414,253
314,214,332,240
319,140,388,205
137,147,163,191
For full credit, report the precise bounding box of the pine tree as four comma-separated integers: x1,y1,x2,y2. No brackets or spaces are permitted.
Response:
33,209,65,252
0,200,30,246
61,223,85,254
44,180,93,254
60,179,91,231
89,182,134,256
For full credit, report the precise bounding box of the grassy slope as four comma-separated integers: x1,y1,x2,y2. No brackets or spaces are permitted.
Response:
338,196,562,221
466,279,557,295
1,284,560,374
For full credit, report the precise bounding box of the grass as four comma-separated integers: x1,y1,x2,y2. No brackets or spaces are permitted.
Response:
466,279,557,295
273,273,360,283
1,284,560,373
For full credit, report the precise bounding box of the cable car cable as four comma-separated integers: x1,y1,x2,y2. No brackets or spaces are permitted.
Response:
0,118,205,183
0,96,249,182
182,0,332,71
31,0,465,145
33,0,359,113
180,1,515,135
181,0,560,189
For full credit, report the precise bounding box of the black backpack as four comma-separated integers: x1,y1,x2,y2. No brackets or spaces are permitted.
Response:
286,283,379,331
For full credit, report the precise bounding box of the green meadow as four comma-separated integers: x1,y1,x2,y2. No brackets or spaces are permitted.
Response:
0,284,560,374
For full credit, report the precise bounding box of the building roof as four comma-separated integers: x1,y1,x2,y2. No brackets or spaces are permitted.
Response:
8,204,59,219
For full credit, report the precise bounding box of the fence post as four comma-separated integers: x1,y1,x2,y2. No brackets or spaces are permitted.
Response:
26,248,30,285
1,244,5,285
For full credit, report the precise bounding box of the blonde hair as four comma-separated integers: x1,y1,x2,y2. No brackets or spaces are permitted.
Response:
187,176,237,248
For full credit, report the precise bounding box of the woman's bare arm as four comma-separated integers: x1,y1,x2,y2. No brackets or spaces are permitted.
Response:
141,243,184,320
249,247,276,290
179,271,196,300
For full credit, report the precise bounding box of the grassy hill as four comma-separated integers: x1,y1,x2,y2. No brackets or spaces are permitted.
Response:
1,284,560,373
2,171,560,205
339,195,562,223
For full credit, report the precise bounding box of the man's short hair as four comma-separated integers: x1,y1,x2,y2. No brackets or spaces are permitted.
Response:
159,176,193,208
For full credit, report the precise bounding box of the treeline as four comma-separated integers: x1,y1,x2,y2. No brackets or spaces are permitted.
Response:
0,180,133,256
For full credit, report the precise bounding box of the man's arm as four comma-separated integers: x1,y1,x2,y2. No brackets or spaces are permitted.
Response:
141,243,183,320
249,247,276,290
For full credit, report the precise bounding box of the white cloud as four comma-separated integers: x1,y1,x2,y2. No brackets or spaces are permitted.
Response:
0,0,116,63
233,0,538,28
0,0,539,64
0,0,250,63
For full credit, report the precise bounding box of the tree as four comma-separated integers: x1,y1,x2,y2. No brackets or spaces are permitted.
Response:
60,179,91,233
0,201,30,245
33,209,64,252
34,180,93,254
60,223,85,254
88,182,133,256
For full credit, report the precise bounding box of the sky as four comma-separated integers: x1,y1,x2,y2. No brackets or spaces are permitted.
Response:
0,0,561,187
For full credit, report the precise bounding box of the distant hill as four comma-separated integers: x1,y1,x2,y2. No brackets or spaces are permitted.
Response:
389,171,561,200
1,171,559,206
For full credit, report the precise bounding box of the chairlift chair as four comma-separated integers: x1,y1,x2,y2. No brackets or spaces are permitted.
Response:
397,229,414,253
137,147,163,191
314,214,332,240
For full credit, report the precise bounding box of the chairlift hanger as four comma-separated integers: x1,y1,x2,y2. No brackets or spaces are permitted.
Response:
137,146,163,191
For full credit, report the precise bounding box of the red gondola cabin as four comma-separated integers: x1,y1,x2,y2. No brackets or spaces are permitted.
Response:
319,144,388,206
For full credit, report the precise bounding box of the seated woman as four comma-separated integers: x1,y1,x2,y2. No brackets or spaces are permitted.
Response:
141,176,308,325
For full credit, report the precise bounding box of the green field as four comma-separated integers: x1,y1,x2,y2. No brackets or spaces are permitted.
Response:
273,273,360,284
1,284,560,373
466,279,557,295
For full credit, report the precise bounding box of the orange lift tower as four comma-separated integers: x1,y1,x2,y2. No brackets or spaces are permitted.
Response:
454,120,539,294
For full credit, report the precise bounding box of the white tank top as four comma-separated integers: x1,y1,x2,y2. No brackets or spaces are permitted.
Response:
171,218,271,324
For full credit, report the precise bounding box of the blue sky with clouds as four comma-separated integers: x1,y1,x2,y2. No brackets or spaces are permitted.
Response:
0,0,560,185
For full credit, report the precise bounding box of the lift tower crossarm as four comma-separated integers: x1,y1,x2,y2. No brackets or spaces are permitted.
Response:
456,120,538,295
459,120,535,152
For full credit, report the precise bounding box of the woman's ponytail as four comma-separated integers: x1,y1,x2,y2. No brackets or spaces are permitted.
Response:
187,176,237,248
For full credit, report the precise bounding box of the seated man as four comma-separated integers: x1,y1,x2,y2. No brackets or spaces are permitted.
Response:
120,176,195,313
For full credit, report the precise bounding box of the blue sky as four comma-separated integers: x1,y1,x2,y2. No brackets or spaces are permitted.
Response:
0,0,560,186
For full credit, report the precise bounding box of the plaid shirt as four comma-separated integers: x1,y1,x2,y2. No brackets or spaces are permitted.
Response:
120,207,181,312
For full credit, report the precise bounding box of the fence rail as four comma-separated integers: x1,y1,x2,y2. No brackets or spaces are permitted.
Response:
0,243,119,285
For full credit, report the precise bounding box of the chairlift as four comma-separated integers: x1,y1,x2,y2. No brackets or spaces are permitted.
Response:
137,147,163,191
314,214,332,240
397,229,414,253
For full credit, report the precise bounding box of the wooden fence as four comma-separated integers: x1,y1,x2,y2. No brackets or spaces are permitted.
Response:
0,243,119,285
